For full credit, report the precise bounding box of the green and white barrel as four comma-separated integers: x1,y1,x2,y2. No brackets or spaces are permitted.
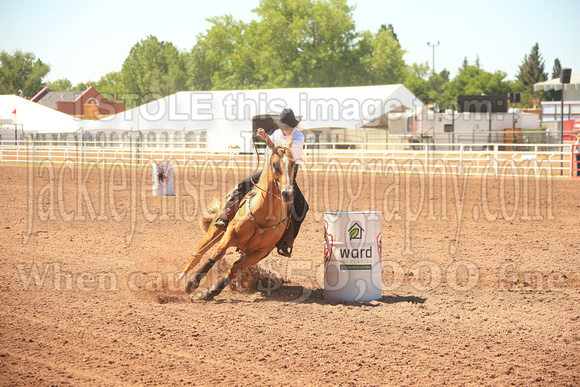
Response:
152,162,174,196
324,211,382,302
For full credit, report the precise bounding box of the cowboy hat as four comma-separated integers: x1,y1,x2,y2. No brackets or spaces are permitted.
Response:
274,108,300,131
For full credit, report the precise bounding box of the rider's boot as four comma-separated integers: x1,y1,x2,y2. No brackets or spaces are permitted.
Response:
214,194,244,230
277,235,294,258
214,206,235,230
276,221,295,257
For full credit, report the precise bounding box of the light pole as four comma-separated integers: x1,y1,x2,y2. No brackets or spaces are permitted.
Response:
560,68,572,175
560,68,571,142
427,41,440,74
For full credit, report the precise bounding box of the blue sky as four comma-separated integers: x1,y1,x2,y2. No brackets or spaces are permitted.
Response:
1,0,578,85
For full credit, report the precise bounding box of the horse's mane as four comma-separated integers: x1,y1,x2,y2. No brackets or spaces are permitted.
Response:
253,145,278,190
252,142,293,192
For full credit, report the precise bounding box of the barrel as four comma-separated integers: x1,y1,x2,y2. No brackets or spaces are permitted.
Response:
152,162,174,196
324,211,382,302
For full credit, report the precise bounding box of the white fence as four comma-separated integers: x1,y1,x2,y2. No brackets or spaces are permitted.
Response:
0,140,575,177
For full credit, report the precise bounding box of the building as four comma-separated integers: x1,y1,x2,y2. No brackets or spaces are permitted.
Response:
412,109,541,147
30,86,125,120
534,73,580,139
1,84,424,150
535,73,580,123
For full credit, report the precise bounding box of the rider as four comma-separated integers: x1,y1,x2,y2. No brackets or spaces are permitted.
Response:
214,108,309,257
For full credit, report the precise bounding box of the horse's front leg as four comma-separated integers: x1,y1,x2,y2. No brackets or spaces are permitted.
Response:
179,225,225,282
185,231,237,294
194,248,269,300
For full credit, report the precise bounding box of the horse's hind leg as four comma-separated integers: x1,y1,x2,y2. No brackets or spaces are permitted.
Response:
194,249,268,300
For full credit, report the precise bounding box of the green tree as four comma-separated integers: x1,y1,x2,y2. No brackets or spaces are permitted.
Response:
121,35,188,105
428,70,449,101
459,57,469,73
380,24,399,44
188,41,215,91
0,49,50,97
404,64,453,105
74,82,89,90
442,65,517,105
516,43,547,107
358,27,407,85
439,68,450,84
517,43,547,85
252,0,359,88
188,1,418,90
545,58,563,101
404,62,431,103
551,58,561,80
190,0,361,89
49,78,73,91
92,72,123,102
189,15,260,90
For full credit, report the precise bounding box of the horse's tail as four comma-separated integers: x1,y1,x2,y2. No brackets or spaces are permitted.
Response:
200,197,223,232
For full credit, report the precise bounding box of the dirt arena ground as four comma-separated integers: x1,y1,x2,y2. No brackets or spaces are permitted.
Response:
0,163,578,386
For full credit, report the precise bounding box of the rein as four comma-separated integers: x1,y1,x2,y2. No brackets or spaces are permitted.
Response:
245,145,292,236
234,142,293,254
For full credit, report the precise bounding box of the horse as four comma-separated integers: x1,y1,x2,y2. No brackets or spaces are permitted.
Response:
178,137,296,300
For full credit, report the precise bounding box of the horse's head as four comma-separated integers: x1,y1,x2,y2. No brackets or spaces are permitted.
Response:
269,137,296,203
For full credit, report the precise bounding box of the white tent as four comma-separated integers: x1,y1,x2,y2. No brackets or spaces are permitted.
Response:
0,95,89,133
534,73,580,101
1,84,424,151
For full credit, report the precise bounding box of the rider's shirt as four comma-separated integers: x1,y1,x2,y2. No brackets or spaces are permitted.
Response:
265,128,305,164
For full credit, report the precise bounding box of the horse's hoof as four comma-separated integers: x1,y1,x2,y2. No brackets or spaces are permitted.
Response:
193,290,213,301
185,278,200,294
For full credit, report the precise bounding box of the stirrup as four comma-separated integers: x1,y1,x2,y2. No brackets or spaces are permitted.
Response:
214,206,233,230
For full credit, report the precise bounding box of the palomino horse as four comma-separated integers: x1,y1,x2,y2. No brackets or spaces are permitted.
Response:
178,137,295,300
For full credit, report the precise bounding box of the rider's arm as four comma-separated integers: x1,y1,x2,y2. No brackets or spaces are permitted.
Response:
257,128,276,150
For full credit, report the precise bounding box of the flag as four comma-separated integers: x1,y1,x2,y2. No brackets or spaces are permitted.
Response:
12,109,16,114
